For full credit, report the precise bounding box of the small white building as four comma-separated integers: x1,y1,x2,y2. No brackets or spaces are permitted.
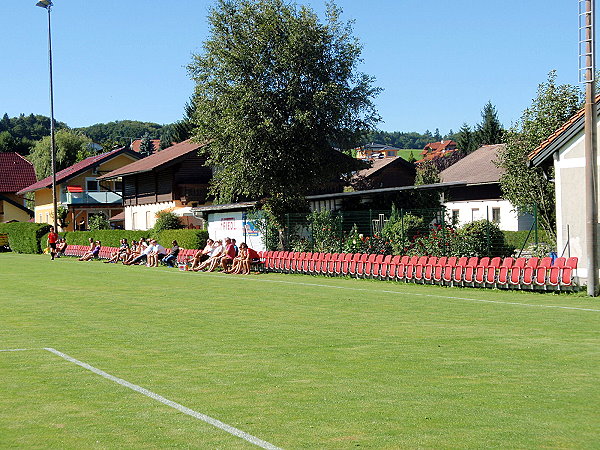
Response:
529,102,600,285
191,202,267,251
439,144,533,231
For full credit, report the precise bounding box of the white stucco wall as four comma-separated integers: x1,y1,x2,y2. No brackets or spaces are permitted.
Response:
207,211,266,251
443,199,532,231
552,128,598,282
124,201,176,230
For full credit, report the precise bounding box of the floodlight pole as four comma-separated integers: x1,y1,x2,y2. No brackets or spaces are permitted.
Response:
582,0,598,296
37,0,58,232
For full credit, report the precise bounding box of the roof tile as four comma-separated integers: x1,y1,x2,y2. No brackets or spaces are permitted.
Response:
0,153,37,193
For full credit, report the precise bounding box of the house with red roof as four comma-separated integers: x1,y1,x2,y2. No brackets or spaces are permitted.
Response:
417,140,458,163
98,140,212,230
0,152,37,223
18,147,140,231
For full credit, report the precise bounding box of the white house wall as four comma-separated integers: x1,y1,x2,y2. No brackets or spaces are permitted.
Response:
552,129,595,282
443,199,532,231
124,201,176,230
207,212,266,251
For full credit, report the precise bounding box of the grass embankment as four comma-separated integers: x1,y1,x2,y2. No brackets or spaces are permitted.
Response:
1,254,598,448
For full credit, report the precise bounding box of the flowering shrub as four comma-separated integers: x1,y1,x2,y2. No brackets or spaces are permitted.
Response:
307,210,342,253
381,213,425,255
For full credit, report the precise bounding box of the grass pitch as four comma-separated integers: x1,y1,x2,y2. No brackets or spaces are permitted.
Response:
1,254,599,448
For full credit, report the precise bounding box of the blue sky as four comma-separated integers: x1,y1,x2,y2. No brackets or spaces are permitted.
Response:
0,0,584,135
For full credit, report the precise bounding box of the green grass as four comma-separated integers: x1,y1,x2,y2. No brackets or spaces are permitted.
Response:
1,254,599,448
396,149,421,161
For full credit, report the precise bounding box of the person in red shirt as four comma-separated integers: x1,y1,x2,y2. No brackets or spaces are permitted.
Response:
220,237,237,272
47,226,59,261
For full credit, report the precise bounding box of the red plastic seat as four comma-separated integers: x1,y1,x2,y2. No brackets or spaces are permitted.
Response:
561,257,578,286
388,255,405,279
359,254,377,278
431,256,447,283
442,256,458,283
335,253,347,275
419,256,437,282
378,255,393,280
484,257,502,284
548,257,566,286
461,257,479,284
341,253,354,275
496,257,514,285
509,257,527,285
353,254,369,277
452,256,469,284
398,255,416,281
474,257,490,284
521,257,539,286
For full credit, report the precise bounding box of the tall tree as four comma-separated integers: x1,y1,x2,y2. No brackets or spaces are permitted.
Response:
188,0,380,223
456,123,476,153
170,98,197,143
433,128,442,141
496,71,582,238
476,101,503,145
28,129,93,179
138,133,156,158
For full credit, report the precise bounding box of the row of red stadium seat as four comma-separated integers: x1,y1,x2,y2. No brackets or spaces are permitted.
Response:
258,251,578,290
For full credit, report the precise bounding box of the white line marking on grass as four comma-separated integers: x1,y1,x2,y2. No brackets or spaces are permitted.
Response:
44,348,281,450
0,348,35,352
197,273,600,313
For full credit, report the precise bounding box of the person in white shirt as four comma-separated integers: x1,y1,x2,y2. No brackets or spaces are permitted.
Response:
124,241,153,265
147,239,167,267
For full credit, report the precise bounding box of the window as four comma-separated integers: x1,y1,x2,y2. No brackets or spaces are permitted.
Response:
86,178,99,192
471,208,480,221
492,207,501,224
146,211,154,229
387,151,396,157
132,212,138,230
451,209,459,224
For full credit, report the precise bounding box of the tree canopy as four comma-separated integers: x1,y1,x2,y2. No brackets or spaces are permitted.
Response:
476,101,503,145
188,0,380,222
496,71,582,238
0,113,67,155
28,129,93,180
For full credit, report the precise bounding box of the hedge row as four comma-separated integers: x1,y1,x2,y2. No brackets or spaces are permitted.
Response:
43,229,210,251
503,229,554,251
0,222,51,254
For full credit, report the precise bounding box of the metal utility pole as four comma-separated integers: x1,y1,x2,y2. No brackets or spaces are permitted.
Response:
36,0,58,232
580,0,598,296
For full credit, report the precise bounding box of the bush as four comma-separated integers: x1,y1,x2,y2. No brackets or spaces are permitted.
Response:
407,226,461,257
154,210,183,232
0,222,50,254
88,214,110,230
381,213,425,255
458,219,511,257
307,210,342,253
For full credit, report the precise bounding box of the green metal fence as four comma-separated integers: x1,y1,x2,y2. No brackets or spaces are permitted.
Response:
253,205,550,258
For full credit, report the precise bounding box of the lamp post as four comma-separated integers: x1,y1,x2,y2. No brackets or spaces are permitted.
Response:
36,0,58,232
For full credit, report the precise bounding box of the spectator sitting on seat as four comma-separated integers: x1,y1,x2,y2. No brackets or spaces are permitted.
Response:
124,240,153,265
162,240,180,267
56,238,68,258
228,242,248,274
79,241,101,261
104,238,129,263
122,240,139,265
190,239,214,271
147,239,167,267
195,239,223,272
220,237,237,272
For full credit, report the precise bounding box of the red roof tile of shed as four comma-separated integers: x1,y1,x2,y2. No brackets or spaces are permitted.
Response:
0,152,37,193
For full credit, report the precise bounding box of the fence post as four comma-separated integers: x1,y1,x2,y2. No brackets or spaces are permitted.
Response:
534,203,538,247
441,207,446,256
486,206,491,257
401,209,405,251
